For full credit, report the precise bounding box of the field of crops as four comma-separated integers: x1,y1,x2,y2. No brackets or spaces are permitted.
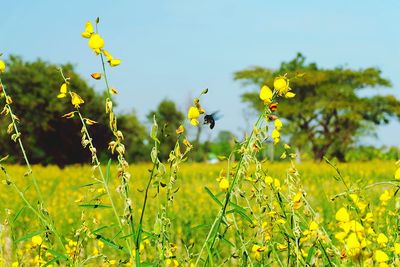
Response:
1,161,399,266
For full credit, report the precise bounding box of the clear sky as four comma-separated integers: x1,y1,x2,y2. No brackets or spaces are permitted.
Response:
1,0,399,146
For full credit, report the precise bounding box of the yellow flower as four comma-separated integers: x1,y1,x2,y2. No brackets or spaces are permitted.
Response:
273,76,290,95
374,250,389,263
0,60,6,73
265,176,273,185
273,178,281,189
348,220,364,233
379,190,391,204
57,83,68,98
110,87,118,95
347,233,361,250
81,21,94,38
277,243,287,250
70,92,84,108
85,118,97,125
91,73,102,80
88,34,105,54
103,50,113,61
285,92,296,98
377,233,388,245
309,221,319,231
395,167,400,180
335,207,350,222
6,96,12,105
166,259,179,267
187,106,200,126
251,244,266,261
293,192,302,202
394,243,400,255
183,138,192,148
31,235,43,246
274,119,283,130
109,59,121,67
102,50,121,66
176,125,185,134
271,129,280,144
62,112,75,119
335,232,347,240
219,178,229,191
271,129,280,139
259,85,273,104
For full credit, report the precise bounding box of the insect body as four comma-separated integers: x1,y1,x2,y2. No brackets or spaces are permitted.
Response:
204,111,221,129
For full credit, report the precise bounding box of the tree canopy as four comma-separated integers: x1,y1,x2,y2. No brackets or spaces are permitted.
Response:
0,56,148,165
147,99,185,160
234,53,400,161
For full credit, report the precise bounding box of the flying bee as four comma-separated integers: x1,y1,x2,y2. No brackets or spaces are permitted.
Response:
204,111,221,129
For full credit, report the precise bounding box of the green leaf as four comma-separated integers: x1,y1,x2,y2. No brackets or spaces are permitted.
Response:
227,207,253,224
43,257,60,266
204,187,223,207
220,236,235,248
47,248,69,260
92,225,109,234
12,206,26,224
206,243,214,266
72,181,100,189
191,224,209,231
79,204,111,209
306,245,316,264
150,115,160,143
15,230,44,243
96,234,126,252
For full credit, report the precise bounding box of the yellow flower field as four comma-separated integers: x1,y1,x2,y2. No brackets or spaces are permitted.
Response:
1,161,399,266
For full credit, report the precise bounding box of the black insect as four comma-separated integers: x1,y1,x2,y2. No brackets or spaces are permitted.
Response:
204,111,221,129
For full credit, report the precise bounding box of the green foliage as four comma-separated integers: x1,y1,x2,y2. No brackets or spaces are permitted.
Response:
345,145,399,161
118,112,150,162
147,99,184,160
234,53,400,161
0,56,148,165
209,130,236,158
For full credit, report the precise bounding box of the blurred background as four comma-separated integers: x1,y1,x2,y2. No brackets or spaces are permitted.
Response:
1,0,399,165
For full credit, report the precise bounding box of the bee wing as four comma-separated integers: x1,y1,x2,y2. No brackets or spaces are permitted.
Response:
211,111,223,121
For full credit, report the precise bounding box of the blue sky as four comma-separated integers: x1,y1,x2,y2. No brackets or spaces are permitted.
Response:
1,1,399,145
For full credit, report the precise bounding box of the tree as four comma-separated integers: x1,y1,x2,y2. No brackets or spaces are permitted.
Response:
118,112,150,162
234,53,400,161
209,131,236,158
0,56,148,165
147,99,184,160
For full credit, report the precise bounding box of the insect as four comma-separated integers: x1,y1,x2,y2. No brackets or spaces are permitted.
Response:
204,111,221,129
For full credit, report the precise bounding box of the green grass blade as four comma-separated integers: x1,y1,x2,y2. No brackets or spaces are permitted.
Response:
204,186,223,207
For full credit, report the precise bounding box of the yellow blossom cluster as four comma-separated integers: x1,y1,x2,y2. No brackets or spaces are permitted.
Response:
0,59,6,73
334,205,396,266
187,95,206,126
81,20,121,67
259,75,295,145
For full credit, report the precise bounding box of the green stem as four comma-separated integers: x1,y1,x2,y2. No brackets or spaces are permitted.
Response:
7,177,67,256
136,159,158,266
98,53,136,253
0,78,66,254
0,79,43,204
195,113,264,266
59,68,133,258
